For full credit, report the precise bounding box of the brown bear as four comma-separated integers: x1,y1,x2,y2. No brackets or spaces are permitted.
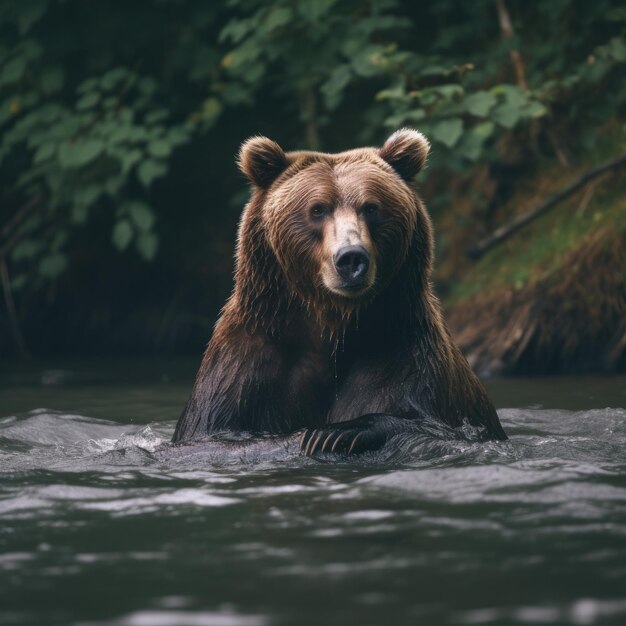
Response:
172,129,507,454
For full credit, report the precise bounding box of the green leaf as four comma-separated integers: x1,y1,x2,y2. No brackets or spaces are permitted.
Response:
112,220,133,251
138,77,157,95
321,65,352,109
136,232,159,261
104,176,124,197
76,92,100,110
457,135,483,162
16,40,42,61
37,103,64,124
225,42,263,71
148,125,165,139
608,36,626,62
430,84,465,100
145,109,169,125
166,127,190,147
457,122,494,161
200,97,222,121
127,201,155,231
474,121,495,139
403,109,426,122
492,84,528,108
58,139,104,168
352,45,387,78
584,58,611,83
1,57,26,85
121,149,142,173
219,17,256,44
11,239,42,262
492,102,522,128
73,185,102,209
261,7,292,34
299,0,337,22
376,85,406,102
524,101,548,118
106,125,133,145
137,160,167,187
101,67,129,91
147,139,171,158
463,91,497,117
38,253,68,278
221,83,252,106
384,108,426,127
33,142,57,164
77,77,99,94
431,118,464,148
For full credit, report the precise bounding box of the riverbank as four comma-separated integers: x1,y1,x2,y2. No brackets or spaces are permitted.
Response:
439,132,626,376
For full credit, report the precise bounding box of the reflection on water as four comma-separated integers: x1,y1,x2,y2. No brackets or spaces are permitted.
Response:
0,359,625,626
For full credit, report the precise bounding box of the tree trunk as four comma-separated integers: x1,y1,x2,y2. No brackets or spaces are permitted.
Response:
0,257,29,359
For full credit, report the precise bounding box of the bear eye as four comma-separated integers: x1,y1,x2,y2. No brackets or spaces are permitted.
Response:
310,204,331,220
362,202,379,216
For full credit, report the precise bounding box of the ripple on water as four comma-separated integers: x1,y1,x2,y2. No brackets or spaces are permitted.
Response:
76,609,268,626
454,598,626,625
1,406,626,626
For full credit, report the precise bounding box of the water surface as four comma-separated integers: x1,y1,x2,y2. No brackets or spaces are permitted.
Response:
1,358,625,626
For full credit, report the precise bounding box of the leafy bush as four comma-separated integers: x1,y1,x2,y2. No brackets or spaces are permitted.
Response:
0,0,624,352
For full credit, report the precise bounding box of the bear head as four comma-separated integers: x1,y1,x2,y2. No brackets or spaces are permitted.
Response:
236,129,433,329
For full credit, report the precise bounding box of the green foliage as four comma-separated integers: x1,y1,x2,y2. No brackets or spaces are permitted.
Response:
447,177,626,305
374,2,625,166
0,3,207,287
217,0,412,144
0,0,624,317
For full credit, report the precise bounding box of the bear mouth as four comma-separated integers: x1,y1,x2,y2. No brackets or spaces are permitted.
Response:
336,281,371,295
323,274,376,299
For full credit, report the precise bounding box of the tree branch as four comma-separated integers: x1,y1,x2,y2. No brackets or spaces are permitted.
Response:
495,0,528,91
495,0,572,166
302,87,320,150
467,153,626,260
1,193,44,241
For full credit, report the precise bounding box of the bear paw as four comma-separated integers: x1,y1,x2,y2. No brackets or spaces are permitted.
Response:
300,414,414,457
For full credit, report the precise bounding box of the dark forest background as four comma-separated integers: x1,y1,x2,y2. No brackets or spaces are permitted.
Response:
1,0,625,374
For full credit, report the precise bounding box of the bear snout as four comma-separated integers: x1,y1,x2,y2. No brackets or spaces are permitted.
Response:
333,245,370,288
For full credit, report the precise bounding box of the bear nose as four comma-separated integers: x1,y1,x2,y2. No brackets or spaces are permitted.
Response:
333,245,370,286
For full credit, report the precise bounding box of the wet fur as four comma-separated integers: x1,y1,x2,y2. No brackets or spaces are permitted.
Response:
173,130,506,444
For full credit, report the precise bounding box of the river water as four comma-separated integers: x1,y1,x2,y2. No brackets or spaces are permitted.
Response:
1,358,625,626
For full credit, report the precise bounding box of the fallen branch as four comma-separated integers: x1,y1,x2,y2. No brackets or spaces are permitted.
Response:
467,153,626,260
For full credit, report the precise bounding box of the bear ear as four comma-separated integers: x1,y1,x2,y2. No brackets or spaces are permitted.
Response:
238,136,288,189
379,128,430,181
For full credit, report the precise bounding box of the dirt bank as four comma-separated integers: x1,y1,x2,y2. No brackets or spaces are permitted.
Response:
439,143,626,375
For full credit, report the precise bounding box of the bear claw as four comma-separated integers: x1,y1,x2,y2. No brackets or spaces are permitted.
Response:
301,426,366,457
300,414,421,457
